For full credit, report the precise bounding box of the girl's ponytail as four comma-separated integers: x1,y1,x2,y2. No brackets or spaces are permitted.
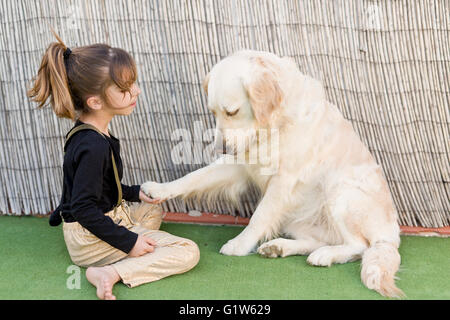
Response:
27,29,75,120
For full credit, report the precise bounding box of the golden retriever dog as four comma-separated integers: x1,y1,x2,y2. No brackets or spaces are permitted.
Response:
141,50,404,298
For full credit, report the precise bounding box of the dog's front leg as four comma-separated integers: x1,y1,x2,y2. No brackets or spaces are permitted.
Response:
220,177,291,256
141,155,246,201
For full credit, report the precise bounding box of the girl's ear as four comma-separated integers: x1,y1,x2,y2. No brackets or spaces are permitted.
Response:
86,96,103,111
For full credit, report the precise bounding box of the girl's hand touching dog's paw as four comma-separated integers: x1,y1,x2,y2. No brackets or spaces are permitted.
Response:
140,181,177,202
139,190,164,204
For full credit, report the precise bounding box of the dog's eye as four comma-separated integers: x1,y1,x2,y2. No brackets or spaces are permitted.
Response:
225,109,239,117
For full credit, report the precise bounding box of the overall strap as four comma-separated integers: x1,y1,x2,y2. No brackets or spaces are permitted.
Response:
64,124,122,207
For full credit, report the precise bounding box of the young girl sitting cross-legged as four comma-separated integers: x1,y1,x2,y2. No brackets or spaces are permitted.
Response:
27,30,200,300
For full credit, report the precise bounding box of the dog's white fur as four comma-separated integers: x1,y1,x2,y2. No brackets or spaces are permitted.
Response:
142,50,404,298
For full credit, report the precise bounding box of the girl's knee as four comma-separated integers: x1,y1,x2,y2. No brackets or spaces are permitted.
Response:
134,202,163,216
145,202,163,214
191,241,200,268
130,203,163,229
184,240,200,269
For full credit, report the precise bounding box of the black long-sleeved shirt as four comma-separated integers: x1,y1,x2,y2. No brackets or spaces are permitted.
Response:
59,119,140,253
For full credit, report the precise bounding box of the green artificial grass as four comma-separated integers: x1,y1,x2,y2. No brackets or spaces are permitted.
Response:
0,215,449,300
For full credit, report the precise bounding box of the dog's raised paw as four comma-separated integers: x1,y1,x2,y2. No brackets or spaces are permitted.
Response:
141,181,174,200
141,181,158,197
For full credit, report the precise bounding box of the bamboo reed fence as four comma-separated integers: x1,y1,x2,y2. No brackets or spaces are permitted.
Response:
0,0,448,228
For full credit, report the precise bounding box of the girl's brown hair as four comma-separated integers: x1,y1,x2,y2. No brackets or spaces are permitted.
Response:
28,29,137,120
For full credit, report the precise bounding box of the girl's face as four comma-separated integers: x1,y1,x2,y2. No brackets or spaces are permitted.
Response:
104,82,141,116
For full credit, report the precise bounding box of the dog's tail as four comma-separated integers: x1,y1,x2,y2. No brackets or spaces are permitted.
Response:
360,241,405,298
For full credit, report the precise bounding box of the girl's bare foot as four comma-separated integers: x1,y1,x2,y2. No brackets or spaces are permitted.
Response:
86,265,121,300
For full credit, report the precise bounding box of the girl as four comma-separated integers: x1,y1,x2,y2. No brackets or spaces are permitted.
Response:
27,31,200,300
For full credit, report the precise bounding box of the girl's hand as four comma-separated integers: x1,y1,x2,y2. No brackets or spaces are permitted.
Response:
128,235,157,257
139,190,165,204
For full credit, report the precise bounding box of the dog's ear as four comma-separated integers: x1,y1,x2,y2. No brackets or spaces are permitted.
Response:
244,57,283,126
202,72,210,96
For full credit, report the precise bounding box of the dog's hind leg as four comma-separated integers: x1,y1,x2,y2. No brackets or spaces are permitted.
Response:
306,191,369,267
257,237,326,258
306,244,367,266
